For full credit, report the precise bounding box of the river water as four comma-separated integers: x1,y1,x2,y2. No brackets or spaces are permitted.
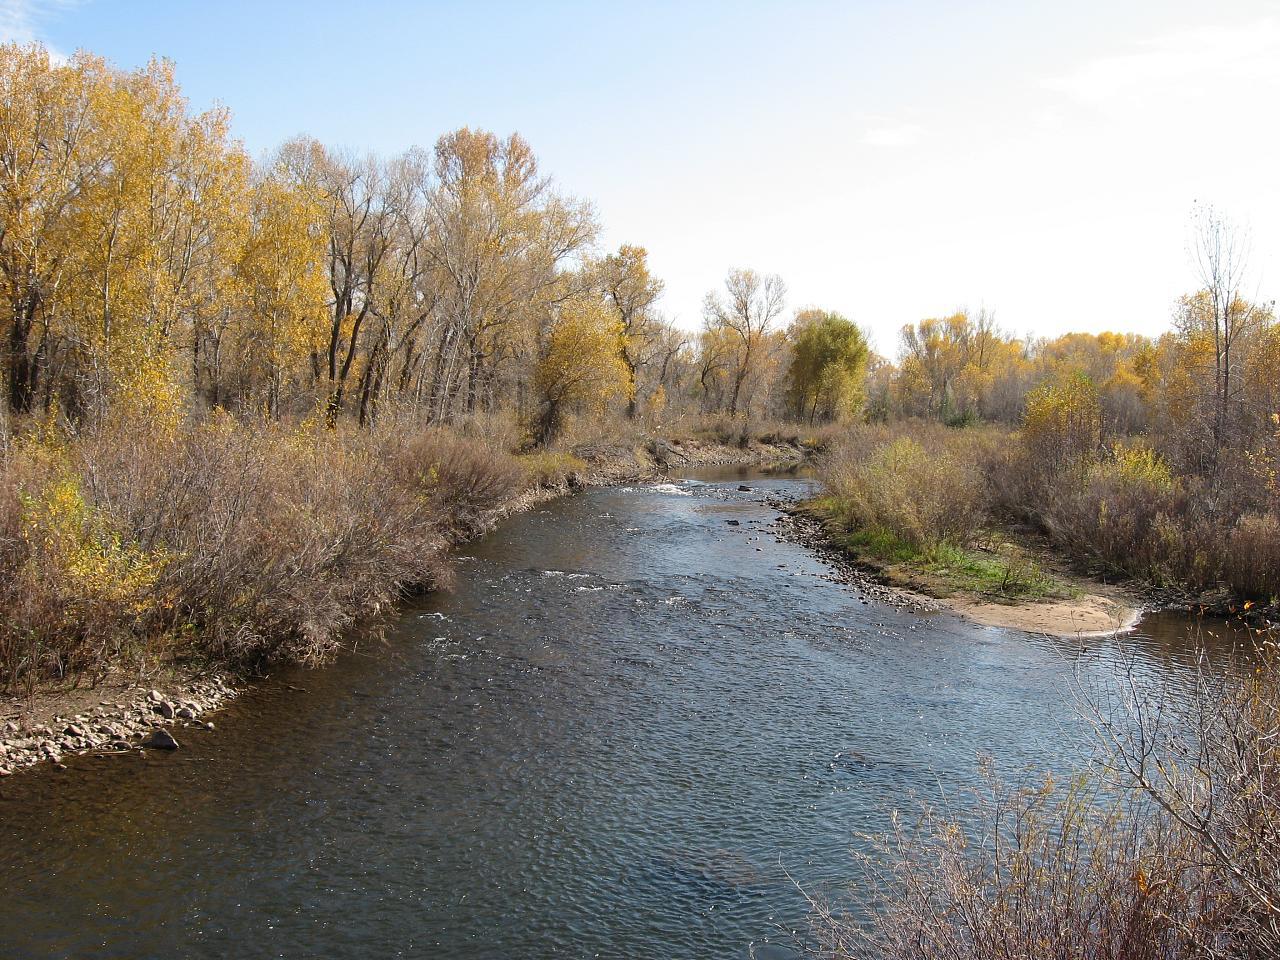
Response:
0,469,1233,959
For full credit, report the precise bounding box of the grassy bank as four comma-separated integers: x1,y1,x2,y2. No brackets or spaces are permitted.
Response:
814,421,1280,615
808,496,1075,603
810,424,1078,605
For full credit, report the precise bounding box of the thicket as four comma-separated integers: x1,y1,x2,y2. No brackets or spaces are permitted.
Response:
821,390,1280,609
0,414,567,690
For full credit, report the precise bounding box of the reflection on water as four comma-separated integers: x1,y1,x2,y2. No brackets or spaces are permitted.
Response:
0,470,1240,959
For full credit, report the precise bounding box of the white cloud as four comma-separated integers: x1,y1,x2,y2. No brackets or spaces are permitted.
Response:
1044,17,1280,107
861,122,925,148
0,0,77,60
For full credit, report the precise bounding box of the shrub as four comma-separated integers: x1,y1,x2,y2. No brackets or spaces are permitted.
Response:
393,428,525,536
0,414,534,688
519,450,588,488
815,772,1194,960
823,426,987,554
816,638,1280,960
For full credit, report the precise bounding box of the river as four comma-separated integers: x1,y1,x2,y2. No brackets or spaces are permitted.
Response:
0,469,1230,959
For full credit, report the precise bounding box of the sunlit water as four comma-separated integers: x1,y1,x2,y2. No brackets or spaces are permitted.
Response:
0,469,1238,959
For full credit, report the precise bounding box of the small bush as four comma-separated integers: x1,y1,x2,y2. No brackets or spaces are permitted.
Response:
823,425,987,554
518,450,588,489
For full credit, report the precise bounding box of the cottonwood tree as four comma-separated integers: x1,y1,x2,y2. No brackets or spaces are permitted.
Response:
232,173,328,418
0,46,112,414
0,47,254,423
594,244,664,419
702,268,786,417
273,140,399,423
532,291,630,444
786,309,869,423
423,128,596,424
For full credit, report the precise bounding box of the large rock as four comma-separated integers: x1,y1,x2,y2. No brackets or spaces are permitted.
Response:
648,438,687,467
142,729,179,751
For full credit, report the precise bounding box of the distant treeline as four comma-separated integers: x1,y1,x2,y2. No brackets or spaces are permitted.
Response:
0,43,871,441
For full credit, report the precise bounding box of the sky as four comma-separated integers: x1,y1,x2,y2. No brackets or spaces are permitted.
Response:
7,0,1280,354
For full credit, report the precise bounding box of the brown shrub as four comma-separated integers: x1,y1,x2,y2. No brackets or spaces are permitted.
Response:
821,422,992,553
0,414,530,689
814,772,1196,960
817,639,1280,960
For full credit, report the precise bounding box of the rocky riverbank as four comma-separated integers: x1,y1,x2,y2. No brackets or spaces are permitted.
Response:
1,674,237,777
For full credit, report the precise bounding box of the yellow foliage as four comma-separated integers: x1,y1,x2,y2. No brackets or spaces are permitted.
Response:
533,293,631,441
1023,373,1102,480
19,470,165,612
1092,443,1175,493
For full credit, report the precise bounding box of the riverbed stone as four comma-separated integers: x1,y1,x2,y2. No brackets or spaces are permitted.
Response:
156,701,176,719
142,729,179,750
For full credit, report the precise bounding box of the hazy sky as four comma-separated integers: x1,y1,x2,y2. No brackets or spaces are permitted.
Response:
8,0,1279,353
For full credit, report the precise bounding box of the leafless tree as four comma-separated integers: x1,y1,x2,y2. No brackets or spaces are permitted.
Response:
1185,205,1272,474
702,268,786,417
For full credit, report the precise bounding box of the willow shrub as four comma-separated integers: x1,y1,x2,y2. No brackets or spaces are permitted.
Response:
822,424,989,555
0,414,528,689
993,434,1280,603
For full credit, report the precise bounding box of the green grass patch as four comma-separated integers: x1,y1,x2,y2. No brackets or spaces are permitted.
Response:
805,497,1075,602
922,543,1071,601
841,526,921,564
